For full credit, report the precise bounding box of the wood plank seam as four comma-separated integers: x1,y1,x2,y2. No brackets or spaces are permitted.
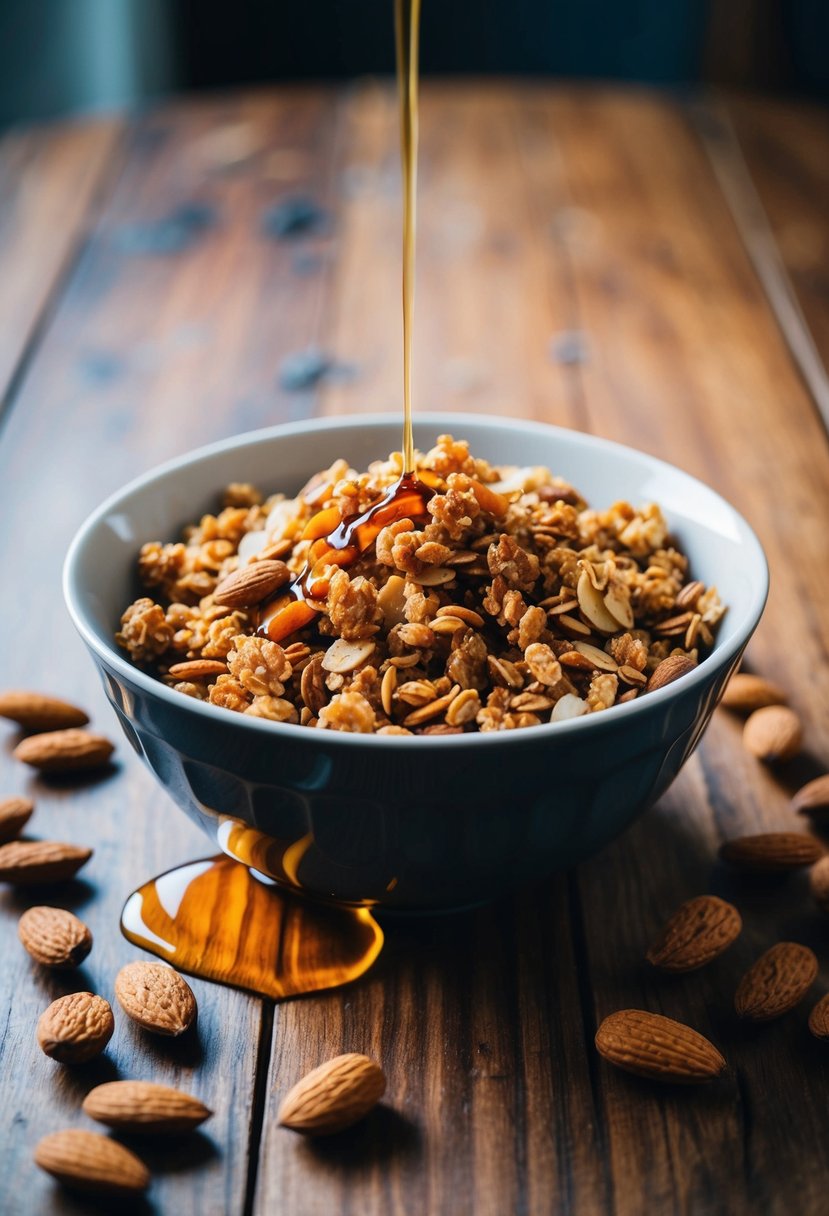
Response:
690,93,829,439
243,1001,276,1216
0,121,129,439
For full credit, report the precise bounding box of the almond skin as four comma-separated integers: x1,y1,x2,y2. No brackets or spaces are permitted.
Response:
37,991,114,1062
809,856,829,913
742,706,802,762
808,993,829,1041
167,659,228,680
792,775,829,822
0,690,89,732
720,673,788,714
0,840,92,885
34,1129,148,1196
114,961,197,1036
83,1080,212,1134
734,942,818,1021
14,728,114,772
0,794,34,843
18,905,92,968
647,654,697,693
719,832,823,872
278,1053,387,1134
213,559,291,609
646,895,742,973
594,1010,726,1083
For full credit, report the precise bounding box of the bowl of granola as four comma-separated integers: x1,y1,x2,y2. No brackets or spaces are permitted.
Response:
64,414,767,910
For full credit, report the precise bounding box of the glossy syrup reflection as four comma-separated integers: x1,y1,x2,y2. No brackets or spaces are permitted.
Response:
120,856,384,1000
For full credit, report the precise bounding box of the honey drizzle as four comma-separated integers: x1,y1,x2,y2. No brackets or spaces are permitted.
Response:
395,0,421,474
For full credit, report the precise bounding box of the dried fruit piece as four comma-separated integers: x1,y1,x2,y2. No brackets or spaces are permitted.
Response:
735,942,818,1021
720,673,787,714
0,794,34,843
0,690,89,732
647,654,697,692
594,1010,725,1083
278,1053,386,1134
214,559,291,608
18,905,92,968
809,856,829,913
742,706,802,762
37,991,114,1062
808,993,829,1041
34,1129,148,1196
83,1080,212,1134
114,961,197,1036
14,728,114,772
719,832,822,873
646,895,742,973
0,840,92,885
792,775,829,822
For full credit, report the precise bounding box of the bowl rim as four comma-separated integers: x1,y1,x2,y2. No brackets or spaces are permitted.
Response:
63,412,769,749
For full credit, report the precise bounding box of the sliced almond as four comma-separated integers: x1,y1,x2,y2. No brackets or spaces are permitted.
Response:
376,575,407,629
114,961,197,1036
321,639,376,675
0,690,89,732
83,1080,212,1135
603,582,634,629
572,641,618,672
0,794,34,843
436,604,485,629
577,570,621,634
551,694,588,722
18,905,92,968
278,1053,386,1135
402,685,460,728
35,1129,148,1196
37,992,114,1062
410,567,456,587
380,666,397,717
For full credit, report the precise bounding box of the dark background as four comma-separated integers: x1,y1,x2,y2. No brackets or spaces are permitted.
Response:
1,0,828,128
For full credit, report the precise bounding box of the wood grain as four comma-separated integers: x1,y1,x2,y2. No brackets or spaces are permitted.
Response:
2,83,829,1216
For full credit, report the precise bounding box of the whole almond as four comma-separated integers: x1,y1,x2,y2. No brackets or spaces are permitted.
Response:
809,856,829,913
37,991,114,1062
792,775,829,821
35,1129,148,1196
808,993,829,1041
719,832,823,872
0,840,92,885
14,728,114,773
646,895,742,973
720,673,787,714
278,1053,387,1134
213,560,291,608
735,942,818,1021
115,961,197,1036
83,1080,212,1134
0,794,34,843
743,705,802,762
594,1010,725,1083
647,654,697,693
0,690,89,732
167,659,228,680
19,906,92,968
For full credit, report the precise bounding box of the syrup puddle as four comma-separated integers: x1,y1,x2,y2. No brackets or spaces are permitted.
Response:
121,856,384,1001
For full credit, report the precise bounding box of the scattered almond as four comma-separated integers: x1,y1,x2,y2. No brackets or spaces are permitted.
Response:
14,728,114,773
278,1053,387,1134
809,856,829,913
18,905,92,968
213,559,291,608
0,794,34,843
742,706,802,762
83,1080,212,1135
792,774,829,822
807,993,829,1041
647,654,697,693
0,690,89,732
594,1009,725,1083
0,840,92,885
734,942,818,1021
114,961,197,1036
720,673,787,714
646,895,742,973
34,1128,149,1196
36,991,114,1062
719,832,823,873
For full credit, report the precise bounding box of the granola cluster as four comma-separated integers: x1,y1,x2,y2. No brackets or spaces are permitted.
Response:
116,435,725,735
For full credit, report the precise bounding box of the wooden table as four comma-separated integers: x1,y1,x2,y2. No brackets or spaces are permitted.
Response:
1,83,828,1216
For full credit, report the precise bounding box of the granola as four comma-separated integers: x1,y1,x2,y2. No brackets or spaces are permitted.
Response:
116,435,725,735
